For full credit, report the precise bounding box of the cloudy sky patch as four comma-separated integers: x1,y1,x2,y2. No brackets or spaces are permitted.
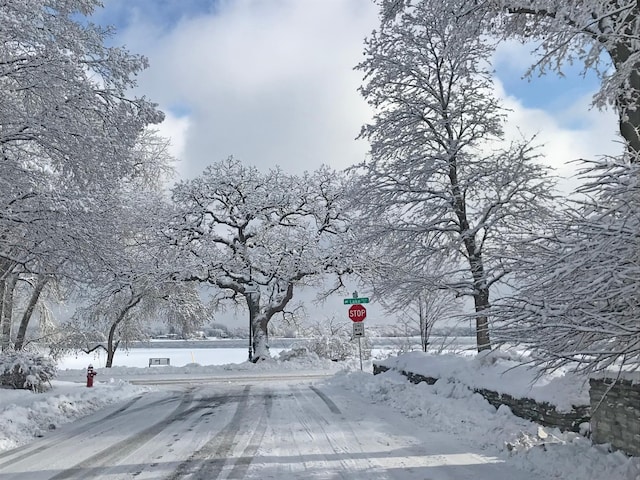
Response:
94,0,621,187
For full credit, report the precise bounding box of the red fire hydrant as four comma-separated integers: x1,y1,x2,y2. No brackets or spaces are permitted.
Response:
86,364,97,387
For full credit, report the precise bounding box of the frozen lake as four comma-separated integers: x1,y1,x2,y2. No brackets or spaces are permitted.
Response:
57,336,477,370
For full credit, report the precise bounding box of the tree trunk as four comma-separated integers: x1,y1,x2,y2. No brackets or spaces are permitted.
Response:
0,281,4,349
419,296,428,352
249,292,271,362
14,275,48,351
105,341,118,368
0,257,16,282
247,291,261,361
450,156,492,352
104,293,142,367
245,282,295,362
465,248,492,352
106,320,121,368
473,287,491,352
252,314,270,362
1,274,18,352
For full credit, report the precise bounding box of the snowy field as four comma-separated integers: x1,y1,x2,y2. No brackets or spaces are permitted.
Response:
0,347,638,479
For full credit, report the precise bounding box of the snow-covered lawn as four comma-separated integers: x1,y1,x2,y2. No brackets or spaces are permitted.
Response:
1,351,638,479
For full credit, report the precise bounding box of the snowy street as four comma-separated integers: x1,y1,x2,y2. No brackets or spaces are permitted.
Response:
0,371,543,480
2,0,640,478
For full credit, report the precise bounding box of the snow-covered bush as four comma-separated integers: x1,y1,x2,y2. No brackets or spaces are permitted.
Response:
301,316,372,361
278,346,312,361
0,352,57,392
304,330,372,361
302,334,357,361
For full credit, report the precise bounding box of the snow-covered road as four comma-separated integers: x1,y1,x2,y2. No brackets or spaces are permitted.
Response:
0,373,543,480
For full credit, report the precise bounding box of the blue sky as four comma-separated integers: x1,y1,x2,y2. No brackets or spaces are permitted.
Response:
496,62,600,117
90,0,620,186
95,0,220,32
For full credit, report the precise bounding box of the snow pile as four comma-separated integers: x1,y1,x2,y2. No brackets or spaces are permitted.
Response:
377,350,590,410
55,353,343,380
0,379,150,452
328,353,640,480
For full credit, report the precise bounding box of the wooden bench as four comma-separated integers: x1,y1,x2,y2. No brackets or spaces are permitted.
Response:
148,357,170,367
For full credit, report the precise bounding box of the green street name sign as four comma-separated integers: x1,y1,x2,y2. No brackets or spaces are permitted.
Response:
344,297,369,305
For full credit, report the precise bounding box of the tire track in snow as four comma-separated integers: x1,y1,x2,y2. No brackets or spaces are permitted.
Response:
47,390,196,480
308,385,341,414
301,385,380,478
165,385,252,480
285,385,352,479
225,388,273,479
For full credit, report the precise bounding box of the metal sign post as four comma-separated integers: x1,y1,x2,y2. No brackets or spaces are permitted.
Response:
353,322,365,371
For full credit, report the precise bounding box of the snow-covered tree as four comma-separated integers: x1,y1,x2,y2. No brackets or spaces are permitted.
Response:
0,0,166,279
493,158,640,373
0,129,174,353
358,244,464,353
63,278,207,368
10,272,51,352
170,158,352,361
301,315,372,361
371,0,640,373
380,0,640,156
354,0,558,352
0,0,163,184
50,190,208,367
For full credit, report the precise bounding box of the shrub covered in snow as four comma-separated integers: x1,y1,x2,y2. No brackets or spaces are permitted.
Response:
0,351,57,392
302,335,354,361
302,331,371,361
277,346,313,361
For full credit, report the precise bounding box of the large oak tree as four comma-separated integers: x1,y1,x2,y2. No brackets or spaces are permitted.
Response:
170,158,352,361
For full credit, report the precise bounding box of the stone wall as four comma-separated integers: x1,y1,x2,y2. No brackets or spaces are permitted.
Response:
475,388,589,433
373,364,437,385
373,363,589,433
590,377,640,457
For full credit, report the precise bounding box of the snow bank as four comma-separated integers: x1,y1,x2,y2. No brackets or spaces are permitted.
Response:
56,352,342,379
327,369,640,480
0,380,149,452
377,350,590,410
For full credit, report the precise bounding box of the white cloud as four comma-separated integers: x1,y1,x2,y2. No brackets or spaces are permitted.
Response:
111,0,621,197
153,111,191,177
117,0,378,178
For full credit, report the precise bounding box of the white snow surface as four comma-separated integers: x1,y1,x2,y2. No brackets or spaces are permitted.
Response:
377,350,591,411
0,350,638,479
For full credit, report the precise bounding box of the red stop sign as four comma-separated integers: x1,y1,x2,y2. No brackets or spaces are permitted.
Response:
348,304,366,322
